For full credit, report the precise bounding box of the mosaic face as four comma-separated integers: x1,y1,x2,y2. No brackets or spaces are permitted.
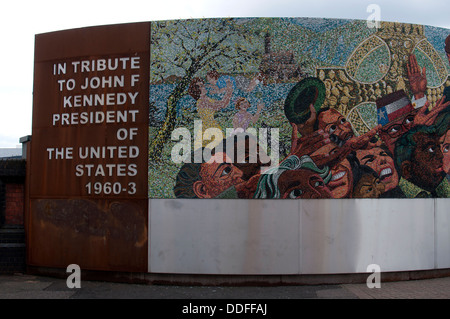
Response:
328,158,353,199
278,169,332,199
440,130,450,174
379,111,417,154
356,146,399,192
353,174,385,198
193,152,244,198
406,132,445,190
317,109,354,144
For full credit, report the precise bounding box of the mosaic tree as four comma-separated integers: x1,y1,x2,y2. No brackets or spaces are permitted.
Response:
149,18,260,162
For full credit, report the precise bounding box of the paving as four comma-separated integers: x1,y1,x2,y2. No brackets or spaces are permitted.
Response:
1,273,450,299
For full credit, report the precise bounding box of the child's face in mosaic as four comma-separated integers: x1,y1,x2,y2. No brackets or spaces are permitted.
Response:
238,99,250,111
353,174,385,198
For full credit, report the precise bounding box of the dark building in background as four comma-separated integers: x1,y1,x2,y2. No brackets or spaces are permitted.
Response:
0,137,29,273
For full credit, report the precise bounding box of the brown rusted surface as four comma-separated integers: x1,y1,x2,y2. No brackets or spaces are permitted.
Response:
28,198,147,271
28,22,150,272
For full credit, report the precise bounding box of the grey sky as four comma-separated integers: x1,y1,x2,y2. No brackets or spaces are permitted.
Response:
0,0,449,147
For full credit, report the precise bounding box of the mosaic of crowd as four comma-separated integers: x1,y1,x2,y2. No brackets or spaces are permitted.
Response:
174,38,450,199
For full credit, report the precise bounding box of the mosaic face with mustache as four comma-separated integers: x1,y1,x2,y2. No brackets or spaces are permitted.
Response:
317,108,354,144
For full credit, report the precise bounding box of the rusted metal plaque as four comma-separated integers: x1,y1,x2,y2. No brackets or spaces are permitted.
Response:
28,22,150,271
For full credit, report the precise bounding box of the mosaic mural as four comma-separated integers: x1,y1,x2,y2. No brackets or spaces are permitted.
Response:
148,18,450,199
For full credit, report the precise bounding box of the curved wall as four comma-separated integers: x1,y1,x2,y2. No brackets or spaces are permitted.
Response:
149,198,450,275
28,18,450,280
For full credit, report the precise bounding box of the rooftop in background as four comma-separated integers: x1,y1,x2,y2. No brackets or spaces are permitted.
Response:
0,148,22,159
